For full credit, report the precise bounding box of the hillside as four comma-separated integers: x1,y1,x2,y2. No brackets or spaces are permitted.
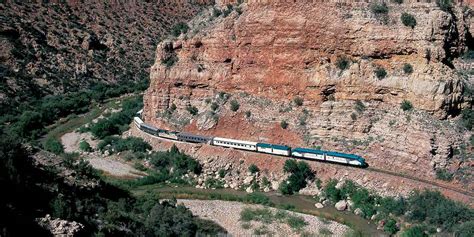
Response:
0,0,211,111
143,0,474,197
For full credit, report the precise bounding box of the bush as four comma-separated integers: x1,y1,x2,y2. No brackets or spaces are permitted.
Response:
462,49,474,60
401,225,428,237
403,63,413,74
336,57,350,71
370,3,389,15
212,8,222,18
79,140,92,152
210,102,219,111
245,111,251,118
230,100,240,111
461,109,473,130
436,0,453,12
293,97,303,106
435,168,454,181
44,137,64,155
455,221,474,237
401,13,417,28
162,54,178,68
171,22,189,37
401,100,413,111
384,218,399,234
280,120,288,129
187,105,199,115
374,67,387,79
324,179,342,202
279,160,314,195
218,169,226,178
355,100,366,113
245,192,272,205
248,164,260,174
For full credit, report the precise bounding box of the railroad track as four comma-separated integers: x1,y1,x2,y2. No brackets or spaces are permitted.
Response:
366,167,474,198
134,126,474,199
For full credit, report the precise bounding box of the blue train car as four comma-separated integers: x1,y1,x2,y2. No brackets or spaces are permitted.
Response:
325,151,366,166
291,147,325,161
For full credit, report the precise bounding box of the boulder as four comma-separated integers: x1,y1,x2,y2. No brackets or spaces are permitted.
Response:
335,200,347,211
315,203,324,209
354,208,363,216
322,200,330,206
271,181,280,190
243,176,254,185
246,186,253,193
263,187,270,192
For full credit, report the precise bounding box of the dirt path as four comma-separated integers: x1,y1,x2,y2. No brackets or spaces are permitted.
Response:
87,157,146,178
178,199,350,237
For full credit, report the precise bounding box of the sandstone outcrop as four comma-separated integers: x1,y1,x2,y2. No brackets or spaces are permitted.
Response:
143,1,473,195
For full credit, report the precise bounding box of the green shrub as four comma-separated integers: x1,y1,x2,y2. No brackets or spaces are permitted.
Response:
210,102,219,111
374,67,387,79
280,120,288,129
403,63,413,74
355,100,366,113
245,192,272,205
461,109,473,130
436,0,453,12
218,169,226,178
319,228,333,236
324,179,342,202
171,22,189,37
294,97,303,106
162,54,178,68
230,100,240,111
240,208,274,223
401,100,413,111
435,168,454,181
401,225,428,237
401,13,417,28
248,164,260,174
351,113,357,120
212,8,222,18
336,56,350,71
286,215,307,230
44,137,64,155
393,0,403,4
279,160,314,195
245,111,251,118
462,49,474,60
187,105,199,115
384,218,399,234
455,221,474,237
370,3,389,15
79,140,92,152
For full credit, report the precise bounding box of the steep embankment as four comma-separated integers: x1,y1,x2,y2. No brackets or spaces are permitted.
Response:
0,0,212,108
143,0,473,197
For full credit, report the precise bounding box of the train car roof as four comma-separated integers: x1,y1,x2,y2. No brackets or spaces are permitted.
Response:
257,143,291,150
134,117,143,123
178,132,212,140
137,109,143,115
326,151,365,161
213,137,257,146
141,123,158,131
292,147,325,155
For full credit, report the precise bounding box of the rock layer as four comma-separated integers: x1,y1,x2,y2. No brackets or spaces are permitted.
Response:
144,2,473,192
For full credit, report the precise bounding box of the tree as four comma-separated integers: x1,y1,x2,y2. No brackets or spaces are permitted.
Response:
401,100,413,111
384,218,399,235
374,67,387,80
336,57,350,71
293,97,303,106
455,221,474,237
403,63,413,74
44,137,64,155
436,0,453,12
355,100,366,113
187,105,198,115
279,160,314,195
280,120,288,129
79,140,92,152
230,100,240,112
211,102,219,111
324,179,342,202
401,13,417,28
248,164,260,174
401,225,428,237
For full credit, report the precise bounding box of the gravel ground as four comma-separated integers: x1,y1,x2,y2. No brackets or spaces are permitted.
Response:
87,157,145,178
61,131,97,153
178,199,350,236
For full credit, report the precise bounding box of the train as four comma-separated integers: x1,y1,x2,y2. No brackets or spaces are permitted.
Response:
133,115,367,167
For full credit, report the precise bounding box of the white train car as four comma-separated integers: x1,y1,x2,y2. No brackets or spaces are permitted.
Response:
212,137,257,151
325,151,365,166
133,117,143,129
256,143,291,156
291,148,325,161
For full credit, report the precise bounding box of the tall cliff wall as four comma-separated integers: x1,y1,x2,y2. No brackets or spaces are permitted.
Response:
144,1,473,190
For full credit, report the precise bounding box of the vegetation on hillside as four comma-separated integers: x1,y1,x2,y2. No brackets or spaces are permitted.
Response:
279,160,315,195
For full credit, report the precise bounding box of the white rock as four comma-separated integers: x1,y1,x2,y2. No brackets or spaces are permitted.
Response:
322,200,330,206
354,208,363,216
315,203,324,209
436,228,442,233
335,181,344,190
263,187,270,192
243,176,254,185
271,181,280,190
246,186,254,193
335,200,347,211
223,183,229,188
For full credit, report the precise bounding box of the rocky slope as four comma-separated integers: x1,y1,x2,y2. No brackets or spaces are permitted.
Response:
143,0,473,194
0,0,212,108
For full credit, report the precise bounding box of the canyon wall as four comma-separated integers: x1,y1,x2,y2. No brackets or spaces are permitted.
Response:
144,1,473,191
